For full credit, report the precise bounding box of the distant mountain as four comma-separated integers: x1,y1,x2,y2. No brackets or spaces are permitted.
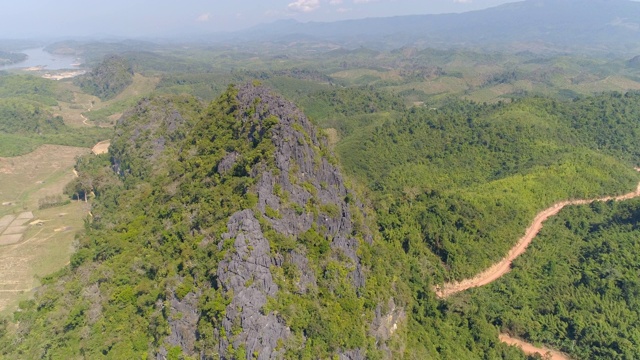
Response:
238,0,640,53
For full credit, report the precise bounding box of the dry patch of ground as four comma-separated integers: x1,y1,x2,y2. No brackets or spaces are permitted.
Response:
54,73,158,128
92,140,111,155
0,145,91,314
112,73,159,101
53,87,100,128
0,145,89,212
42,70,86,81
0,202,87,314
324,128,339,148
0,212,33,245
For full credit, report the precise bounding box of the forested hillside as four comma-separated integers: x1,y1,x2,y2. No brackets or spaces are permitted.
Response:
0,74,111,156
333,91,640,282
0,50,26,65
4,36,640,358
0,83,543,359
75,55,134,100
4,1,640,357
466,199,640,359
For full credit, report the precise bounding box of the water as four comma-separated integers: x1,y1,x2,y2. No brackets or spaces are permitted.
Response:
0,48,82,71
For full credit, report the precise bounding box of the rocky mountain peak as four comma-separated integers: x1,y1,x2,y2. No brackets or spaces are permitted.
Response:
199,84,374,358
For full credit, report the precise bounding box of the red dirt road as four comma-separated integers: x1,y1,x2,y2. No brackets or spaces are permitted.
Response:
435,181,640,298
499,334,570,360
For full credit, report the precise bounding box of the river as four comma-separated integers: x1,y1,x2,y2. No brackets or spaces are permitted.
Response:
0,48,82,71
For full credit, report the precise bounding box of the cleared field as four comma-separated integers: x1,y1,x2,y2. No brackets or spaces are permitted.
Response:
0,145,89,213
0,212,32,245
0,145,91,314
111,73,160,102
0,202,87,314
53,86,100,128
55,73,159,127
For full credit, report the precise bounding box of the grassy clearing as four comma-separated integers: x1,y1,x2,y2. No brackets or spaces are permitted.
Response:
0,145,89,314
0,201,87,315
55,73,159,127
0,145,89,215
52,84,100,128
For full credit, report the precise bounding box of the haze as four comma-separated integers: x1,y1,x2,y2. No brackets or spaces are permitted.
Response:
1,0,524,39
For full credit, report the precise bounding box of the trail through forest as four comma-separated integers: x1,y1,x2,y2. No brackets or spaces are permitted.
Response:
499,334,570,360
436,178,640,298
434,175,640,359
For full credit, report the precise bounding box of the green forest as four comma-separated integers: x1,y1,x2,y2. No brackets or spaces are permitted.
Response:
2,38,640,359
0,74,112,156
466,199,640,359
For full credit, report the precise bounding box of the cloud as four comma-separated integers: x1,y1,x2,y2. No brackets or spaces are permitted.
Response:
353,0,376,3
453,0,473,3
196,13,210,22
329,0,343,4
288,0,321,13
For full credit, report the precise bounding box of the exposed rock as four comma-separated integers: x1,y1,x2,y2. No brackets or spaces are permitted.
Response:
289,250,316,293
372,298,406,342
217,151,239,175
339,349,366,360
165,292,200,357
216,210,290,359
235,84,366,288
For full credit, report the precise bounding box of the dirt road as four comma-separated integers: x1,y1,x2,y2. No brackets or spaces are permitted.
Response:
499,334,570,360
435,180,640,298
81,102,93,126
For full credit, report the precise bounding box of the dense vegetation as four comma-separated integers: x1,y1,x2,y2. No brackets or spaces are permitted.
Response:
466,199,640,359
0,85,536,359
75,55,134,100
4,38,640,359
0,74,111,156
334,92,640,281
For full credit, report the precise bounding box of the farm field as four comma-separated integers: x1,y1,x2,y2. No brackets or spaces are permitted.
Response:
0,145,90,314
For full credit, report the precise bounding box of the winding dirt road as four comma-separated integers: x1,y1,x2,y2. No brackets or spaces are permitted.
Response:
435,180,640,298
433,176,640,359
499,334,570,360
81,102,94,126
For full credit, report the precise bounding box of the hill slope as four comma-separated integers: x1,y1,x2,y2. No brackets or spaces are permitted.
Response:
75,55,134,100
0,85,403,359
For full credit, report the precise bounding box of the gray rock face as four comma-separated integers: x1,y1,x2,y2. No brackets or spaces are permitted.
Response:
216,151,239,175
216,210,290,359
157,291,201,360
210,85,381,358
339,349,366,360
166,292,200,357
371,298,406,342
235,84,367,289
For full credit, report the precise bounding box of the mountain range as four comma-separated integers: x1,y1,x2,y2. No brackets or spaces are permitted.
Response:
232,0,640,53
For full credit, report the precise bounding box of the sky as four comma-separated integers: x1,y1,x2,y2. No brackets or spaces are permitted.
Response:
0,0,527,39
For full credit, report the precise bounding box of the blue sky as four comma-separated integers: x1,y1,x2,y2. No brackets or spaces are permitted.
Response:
1,0,528,38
